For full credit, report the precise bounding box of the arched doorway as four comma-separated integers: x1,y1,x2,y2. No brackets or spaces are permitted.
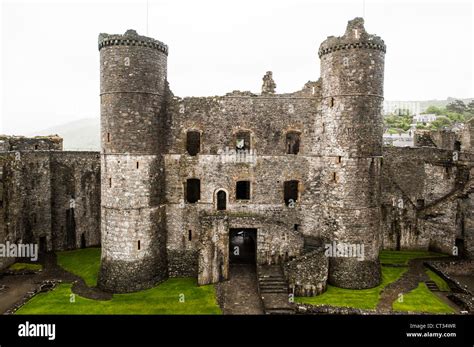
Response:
217,190,227,210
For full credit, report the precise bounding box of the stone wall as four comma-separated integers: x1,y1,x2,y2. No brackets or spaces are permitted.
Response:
381,146,474,257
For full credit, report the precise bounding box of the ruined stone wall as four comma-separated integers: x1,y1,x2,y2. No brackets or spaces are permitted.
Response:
50,152,101,250
0,152,52,256
382,146,473,257
0,149,102,270
414,130,456,150
163,89,322,279
0,135,63,151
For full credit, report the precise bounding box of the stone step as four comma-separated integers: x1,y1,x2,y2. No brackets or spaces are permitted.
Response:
425,281,440,291
265,308,295,315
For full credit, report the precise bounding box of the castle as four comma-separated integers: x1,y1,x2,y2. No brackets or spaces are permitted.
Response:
1,18,472,296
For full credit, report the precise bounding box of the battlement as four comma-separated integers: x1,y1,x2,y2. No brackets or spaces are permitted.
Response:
98,29,168,55
318,17,386,58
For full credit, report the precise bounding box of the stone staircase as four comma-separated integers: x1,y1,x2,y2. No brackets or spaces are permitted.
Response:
257,265,295,314
425,280,440,292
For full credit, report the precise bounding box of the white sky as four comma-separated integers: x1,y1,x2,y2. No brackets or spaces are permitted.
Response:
1,0,473,135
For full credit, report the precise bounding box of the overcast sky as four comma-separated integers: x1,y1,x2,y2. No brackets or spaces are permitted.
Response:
1,0,473,135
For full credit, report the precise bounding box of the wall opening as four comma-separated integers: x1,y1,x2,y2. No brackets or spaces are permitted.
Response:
65,208,76,250
137,240,141,250
136,162,139,169
109,178,112,188
330,97,334,108
186,131,201,156
217,190,227,210
34,145,39,150
454,141,461,152
81,233,86,248
229,228,257,264
39,236,47,253
294,224,299,231
337,156,342,163
236,181,251,200
188,230,192,241
186,178,201,203
332,172,338,183
286,132,300,154
235,131,251,151
284,180,299,206
107,133,110,143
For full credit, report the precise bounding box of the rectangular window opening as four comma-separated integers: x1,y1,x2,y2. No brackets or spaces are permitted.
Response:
286,132,300,155
186,131,201,156
236,181,251,200
284,180,299,206
186,178,201,203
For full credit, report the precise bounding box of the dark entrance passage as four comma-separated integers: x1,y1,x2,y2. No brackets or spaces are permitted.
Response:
229,228,257,264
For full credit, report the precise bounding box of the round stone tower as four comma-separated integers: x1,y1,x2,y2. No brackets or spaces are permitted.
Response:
98,30,168,292
319,18,385,289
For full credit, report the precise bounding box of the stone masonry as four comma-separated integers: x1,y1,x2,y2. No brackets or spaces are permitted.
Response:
0,18,472,297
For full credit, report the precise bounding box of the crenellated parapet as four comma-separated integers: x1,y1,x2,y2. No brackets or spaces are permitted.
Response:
98,29,168,55
318,17,385,58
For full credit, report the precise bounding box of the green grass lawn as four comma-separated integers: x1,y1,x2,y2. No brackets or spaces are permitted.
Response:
17,247,221,315
295,266,407,310
16,278,221,315
426,268,451,292
8,263,43,271
57,248,101,286
379,250,448,266
392,283,455,314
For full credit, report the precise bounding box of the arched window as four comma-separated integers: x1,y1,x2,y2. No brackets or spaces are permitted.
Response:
217,190,227,210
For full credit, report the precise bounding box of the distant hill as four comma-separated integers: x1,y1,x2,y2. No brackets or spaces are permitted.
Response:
30,118,100,151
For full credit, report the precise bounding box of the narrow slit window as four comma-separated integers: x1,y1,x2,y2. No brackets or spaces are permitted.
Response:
337,156,342,163
332,172,337,183
186,131,201,156
236,181,251,200
136,162,139,169
137,240,141,250
107,133,110,143
188,230,192,241
109,178,112,188
284,180,299,206
186,178,201,203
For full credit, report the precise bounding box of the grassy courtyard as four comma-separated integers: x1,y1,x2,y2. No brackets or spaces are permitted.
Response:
392,283,455,314
16,247,221,315
297,250,455,314
379,250,448,265
57,247,101,286
295,266,407,310
16,279,221,315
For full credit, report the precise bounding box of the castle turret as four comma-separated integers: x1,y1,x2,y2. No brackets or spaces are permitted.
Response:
98,30,168,292
319,18,385,288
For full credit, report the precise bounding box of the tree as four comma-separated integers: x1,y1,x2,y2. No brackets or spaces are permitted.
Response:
425,106,444,115
446,99,466,114
466,100,474,117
